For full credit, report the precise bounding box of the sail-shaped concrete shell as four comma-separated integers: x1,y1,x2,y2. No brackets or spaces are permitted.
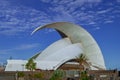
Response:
35,38,83,70
33,22,106,70
35,38,72,60
5,38,83,71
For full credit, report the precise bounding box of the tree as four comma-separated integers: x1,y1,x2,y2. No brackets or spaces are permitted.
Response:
75,54,90,80
75,53,90,71
25,58,36,71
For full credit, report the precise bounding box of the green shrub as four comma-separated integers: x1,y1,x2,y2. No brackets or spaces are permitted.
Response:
80,71,89,80
34,72,44,79
17,72,25,77
50,70,64,80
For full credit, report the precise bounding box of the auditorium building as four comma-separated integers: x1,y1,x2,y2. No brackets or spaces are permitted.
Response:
5,22,106,71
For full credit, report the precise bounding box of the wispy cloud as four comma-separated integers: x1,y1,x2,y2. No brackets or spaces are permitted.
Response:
42,0,120,28
93,27,100,30
41,0,102,4
15,43,40,50
0,43,40,54
0,0,120,35
97,8,112,14
117,0,120,2
0,0,51,35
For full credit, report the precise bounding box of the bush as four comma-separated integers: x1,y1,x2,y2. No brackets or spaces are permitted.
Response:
80,71,89,80
50,70,64,80
34,72,44,79
17,72,25,77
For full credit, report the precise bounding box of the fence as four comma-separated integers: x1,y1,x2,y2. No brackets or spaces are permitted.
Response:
0,71,52,80
0,71,16,80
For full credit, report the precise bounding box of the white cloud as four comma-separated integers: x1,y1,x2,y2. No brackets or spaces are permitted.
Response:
15,43,40,50
94,27,100,30
0,0,120,35
0,0,10,7
117,0,120,2
97,8,112,14
104,20,113,23
41,0,102,4
44,28,56,33
47,0,120,28
88,21,96,25
0,1,52,35
0,43,40,54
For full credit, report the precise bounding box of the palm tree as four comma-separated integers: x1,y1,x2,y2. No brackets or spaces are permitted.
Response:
75,53,90,71
75,54,90,80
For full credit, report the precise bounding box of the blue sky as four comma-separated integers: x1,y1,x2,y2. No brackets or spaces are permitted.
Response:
0,0,120,69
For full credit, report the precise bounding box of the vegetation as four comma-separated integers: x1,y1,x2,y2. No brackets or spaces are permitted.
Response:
80,71,89,80
17,72,25,77
50,70,64,80
75,53,89,71
25,58,36,71
75,54,91,80
33,72,44,79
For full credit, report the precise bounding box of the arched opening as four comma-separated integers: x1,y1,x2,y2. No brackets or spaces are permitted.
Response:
57,59,83,70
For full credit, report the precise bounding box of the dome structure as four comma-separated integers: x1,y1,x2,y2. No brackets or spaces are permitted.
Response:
32,22,106,70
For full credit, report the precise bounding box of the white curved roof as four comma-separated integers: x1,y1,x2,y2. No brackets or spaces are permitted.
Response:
33,22,106,70
35,38,83,70
35,38,72,60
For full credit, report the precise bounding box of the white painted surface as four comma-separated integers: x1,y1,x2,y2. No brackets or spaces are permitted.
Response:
5,60,28,71
32,22,106,69
36,38,72,60
5,22,106,71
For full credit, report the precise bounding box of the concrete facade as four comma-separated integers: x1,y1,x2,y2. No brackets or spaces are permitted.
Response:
5,22,106,71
